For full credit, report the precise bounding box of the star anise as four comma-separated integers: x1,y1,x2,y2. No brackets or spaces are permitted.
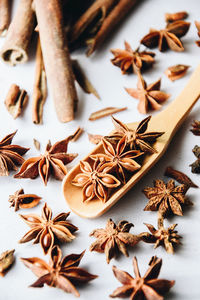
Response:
14,137,77,185
141,20,190,52
89,219,140,264
125,73,170,114
111,41,155,74
195,21,200,47
21,245,97,296
190,120,200,136
107,116,164,153
190,145,200,173
141,217,182,254
110,256,175,299
164,64,190,81
91,137,143,183
9,188,42,211
72,158,120,203
19,203,78,255
0,131,29,176
143,179,190,217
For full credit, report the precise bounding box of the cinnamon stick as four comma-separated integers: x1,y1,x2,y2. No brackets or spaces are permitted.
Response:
32,37,47,124
0,0,11,36
34,0,78,123
0,0,35,65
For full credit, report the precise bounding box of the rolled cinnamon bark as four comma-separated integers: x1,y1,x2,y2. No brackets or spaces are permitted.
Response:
34,0,78,123
0,0,35,66
0,0,11,36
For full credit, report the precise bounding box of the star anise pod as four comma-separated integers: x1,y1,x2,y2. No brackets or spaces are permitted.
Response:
195,21,200,47
143,179,190,217
190,120,200,136
110,256,175,299
0,131,29,176
21,245,97,296
164,64,190,81
125,73,170,114
141,217,182,254
19,203,78,254
190,145,200,173
107,116,164,153
91,137,143,183
89,219,140,264
141,20,190,52
111,41,155,74
14,137,77,185
165,11,188,23
9,188,42,211
72,158,120,203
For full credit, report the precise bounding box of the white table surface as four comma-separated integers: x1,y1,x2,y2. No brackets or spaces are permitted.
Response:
1,0,200,299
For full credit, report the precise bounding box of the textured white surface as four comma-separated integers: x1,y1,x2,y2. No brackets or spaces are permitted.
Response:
0,0,200,299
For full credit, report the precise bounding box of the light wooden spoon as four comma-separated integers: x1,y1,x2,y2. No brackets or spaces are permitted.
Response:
63,64,200,218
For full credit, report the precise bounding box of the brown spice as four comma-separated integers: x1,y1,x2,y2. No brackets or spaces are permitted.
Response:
0,0,11,36
88,133,103,144
164,166,198,188
165,64,190,81
89,106,127,121
191,120,200,136
190,145,200,173
4,84,28,119
0,0,35,65
33,138,40,151
9,188,41,211
195,21,200,47
69,127,84,142
0,249,15,276
165,11,188,23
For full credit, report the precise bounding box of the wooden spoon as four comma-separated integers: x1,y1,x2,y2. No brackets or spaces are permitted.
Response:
63,64,200,218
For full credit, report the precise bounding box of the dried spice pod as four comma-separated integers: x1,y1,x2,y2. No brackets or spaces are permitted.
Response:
165,64,190,81
33,138,40,151
190,145,200,173
0,0,11,36
90,219,141,264
125,73,170,114
0,249,15,276
89,106,127,121
69,127,84,142
164,166,198,188
4,84,29,119
9,188,42,211
19,203,78,255
141,20,190,52
34,0,78,123
110,256,175,299
0,0,35,65
190,120,200,136
21,246,97,296
195,21,200,47
88,133,103,145
165,11,188,23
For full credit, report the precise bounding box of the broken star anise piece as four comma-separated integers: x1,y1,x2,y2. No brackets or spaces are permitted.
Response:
143,179,190,217
195,21,200,47
110,256,175,299
72,159,120,203
125,73,170,114
14,136,77,185
190,120,200,136
165,11,188,23
141,20,190,52
164,166,198,188
107,116,164,153
190,145,200,173
91,137,143,183
21,245,97,297
111,41,155,74
89,219,140,264
9,188,42,211
0,249,15,276
165,64,190,81
19,203,78,255
0,131,29,176
141,217,182,254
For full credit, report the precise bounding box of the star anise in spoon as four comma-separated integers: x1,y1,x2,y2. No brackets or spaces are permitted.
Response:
0,131,29,176
21,245,97,296
19,203,78,254
125,73,170,114
111,41,155,74
141,217,182,254
72,158,120,203
91,137,143,183
14,137,77,185
143,179,190,217
106,116,164,153
141,20,190,52
90,219,140,264
9,188,41,211
110,256,175,299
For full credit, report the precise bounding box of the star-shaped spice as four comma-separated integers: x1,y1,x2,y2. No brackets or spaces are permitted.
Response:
19,203,78,254
72,158,120,203
89,219,140,264
190,145,200,173
9,188,42,211
111,41,155,74
110,256,175,299
143,179,190,217
0,131,29,176
107,116,164,153
125,73,170,114
91,137,143,183
14,137,77,185
21,245,97,297
141,20,190,52
190,121,200,136
141,217,182,254
195,21,200,47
